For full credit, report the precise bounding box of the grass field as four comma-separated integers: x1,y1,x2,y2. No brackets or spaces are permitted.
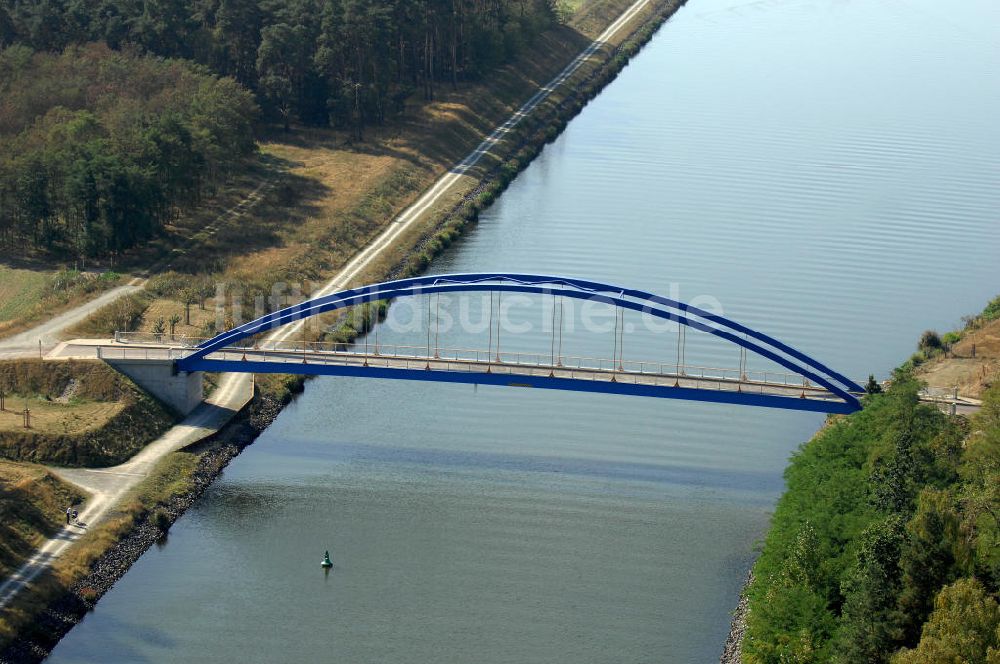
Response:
0,267,51,325
0,265,127,341
0,398,125,436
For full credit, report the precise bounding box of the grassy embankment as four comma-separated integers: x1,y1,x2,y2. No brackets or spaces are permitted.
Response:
0,449,203,647
0,267,126,341
0,461,84,582
0,358,177,645
741,295,1000,663
0,360,175,467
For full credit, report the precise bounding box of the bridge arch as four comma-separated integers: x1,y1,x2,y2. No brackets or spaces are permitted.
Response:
177,273,863,411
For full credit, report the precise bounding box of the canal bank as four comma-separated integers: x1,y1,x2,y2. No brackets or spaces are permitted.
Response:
0,393,281,664
722,297,1000,662
0,2,692,660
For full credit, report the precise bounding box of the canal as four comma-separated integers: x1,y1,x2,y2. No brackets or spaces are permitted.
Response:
50,0,1000,661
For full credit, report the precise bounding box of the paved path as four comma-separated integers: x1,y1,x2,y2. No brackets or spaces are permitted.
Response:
0,280,144,359
0,373,251,610
0,180,275,361
0,0,658,612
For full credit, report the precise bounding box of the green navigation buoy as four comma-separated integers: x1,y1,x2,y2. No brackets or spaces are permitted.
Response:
321,551,333,568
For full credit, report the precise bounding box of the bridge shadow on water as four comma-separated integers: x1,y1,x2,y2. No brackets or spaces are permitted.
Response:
283,440,786,499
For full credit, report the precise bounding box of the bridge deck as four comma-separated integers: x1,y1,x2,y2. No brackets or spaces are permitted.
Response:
85,340,854,408
49,339,981,415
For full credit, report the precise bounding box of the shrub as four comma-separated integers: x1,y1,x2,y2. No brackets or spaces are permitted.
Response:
145,272,188,299
918,330,942,353
941,331,962,346
151,507,171,531
983,294,1000,322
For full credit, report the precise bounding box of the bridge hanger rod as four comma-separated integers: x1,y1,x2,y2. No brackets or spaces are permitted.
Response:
558,297,564,367
487,291,494,371
612,303,620,377
434,293,441,359
495,291,503,362
618,304,626,371
425,294,432,368
550,294,557,373
374,299,380,356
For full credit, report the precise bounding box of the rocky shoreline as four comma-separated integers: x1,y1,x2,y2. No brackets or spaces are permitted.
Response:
0,393,284,664
720,571,752,664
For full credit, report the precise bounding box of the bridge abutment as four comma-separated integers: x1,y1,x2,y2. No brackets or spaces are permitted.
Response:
104,358,203,416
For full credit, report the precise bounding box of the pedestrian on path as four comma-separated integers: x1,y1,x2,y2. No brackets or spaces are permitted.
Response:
65,507,71,524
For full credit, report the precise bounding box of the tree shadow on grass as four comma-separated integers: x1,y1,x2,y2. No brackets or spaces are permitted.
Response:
134,155,332,279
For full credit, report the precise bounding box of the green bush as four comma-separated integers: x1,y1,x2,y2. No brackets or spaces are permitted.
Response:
982,294,1000,321
918,330,942,353
151,507,172,531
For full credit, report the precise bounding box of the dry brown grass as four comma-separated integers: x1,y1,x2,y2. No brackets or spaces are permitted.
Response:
0,399,124,436
918,317,1000,398
0,266,130,341
138,299,215,337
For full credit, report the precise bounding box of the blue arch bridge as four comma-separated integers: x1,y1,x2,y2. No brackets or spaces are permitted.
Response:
85,274,872,415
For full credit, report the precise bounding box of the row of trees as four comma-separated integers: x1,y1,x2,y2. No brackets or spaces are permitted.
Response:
0,0,559,135
0,44,258,257
742,365,1000,661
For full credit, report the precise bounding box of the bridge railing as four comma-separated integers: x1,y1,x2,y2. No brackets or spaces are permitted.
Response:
109,332,864,396
114,331,203,347
196,342,834,390
189,345,848,401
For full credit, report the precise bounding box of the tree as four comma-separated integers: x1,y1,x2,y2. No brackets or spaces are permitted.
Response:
257,23,308,132
960,384,1000,584
180,287,198,325
897,490,965,644
835,515,907,663
130,0,196,56
866,375,883,395
168,313,182,337
918,330,942,354
892,579,1000,663
0,45,257,257
214,0,263,85
0,6,15,48
871,429,928,515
